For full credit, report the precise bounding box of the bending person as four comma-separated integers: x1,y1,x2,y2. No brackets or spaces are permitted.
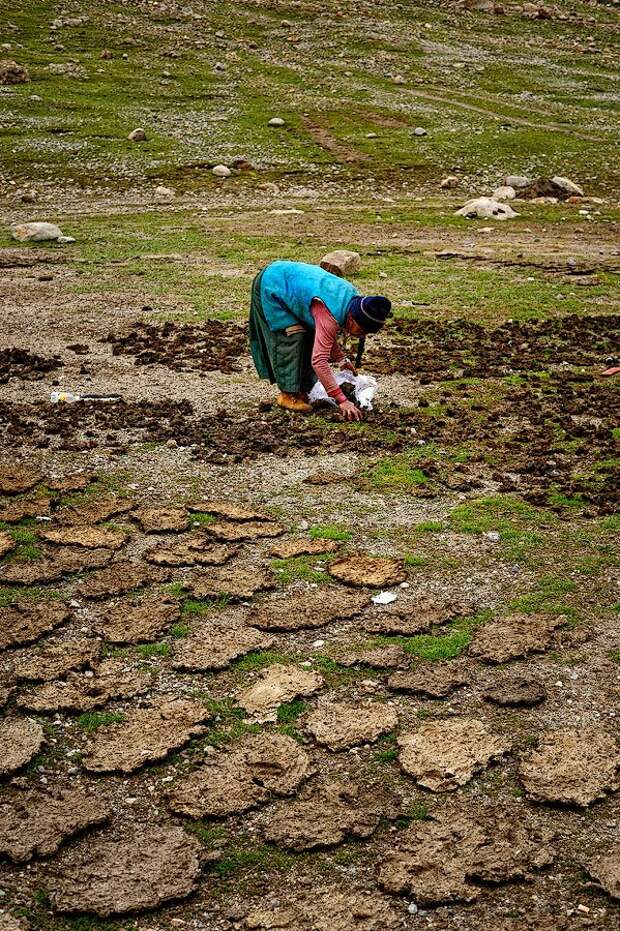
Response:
249,260,391,421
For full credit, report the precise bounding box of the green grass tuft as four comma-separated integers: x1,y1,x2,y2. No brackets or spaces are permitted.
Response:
77,711,125,731
309,524,352,541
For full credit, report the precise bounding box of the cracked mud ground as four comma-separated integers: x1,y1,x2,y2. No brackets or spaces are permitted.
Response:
1,1,620,930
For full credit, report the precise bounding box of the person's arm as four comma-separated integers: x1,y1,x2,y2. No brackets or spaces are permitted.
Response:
310,300,363,421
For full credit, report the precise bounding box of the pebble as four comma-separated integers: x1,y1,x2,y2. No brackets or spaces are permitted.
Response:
212,164,231,178
440,175,459,189
268,117,285,127
413,126,427,136
128,127,146,142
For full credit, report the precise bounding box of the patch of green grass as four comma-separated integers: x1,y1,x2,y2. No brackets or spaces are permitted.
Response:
202,700,262,748
412,520,444,533
181,595,230,616
510,575,577,619
276,699,306,724
309,524,352,542
0,586,62,607
136,642,170,658
185,822,227,848
403,553,429,567
212,844,294,879
233,650,294,672
189,512,217,526
77,711,125,731
165,582,188,599
548,491,586,510
367,455,429,492
169,623,190,639
608,650,620,664
375,747,398,763
449,495,550,560
271,555,332,584
601,514,620,530
374,613,487,662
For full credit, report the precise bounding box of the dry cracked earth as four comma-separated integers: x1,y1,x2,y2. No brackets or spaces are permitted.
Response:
1,0,620,930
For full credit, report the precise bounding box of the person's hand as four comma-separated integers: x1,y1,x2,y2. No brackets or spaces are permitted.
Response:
339,399,363,422
340,358,358,376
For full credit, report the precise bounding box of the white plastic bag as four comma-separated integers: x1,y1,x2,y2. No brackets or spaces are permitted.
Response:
309,371,378,410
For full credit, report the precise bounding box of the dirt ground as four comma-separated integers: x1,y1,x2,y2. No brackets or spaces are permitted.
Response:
1,1,620,931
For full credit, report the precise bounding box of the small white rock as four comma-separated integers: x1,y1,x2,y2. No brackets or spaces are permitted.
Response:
11,221,64,242
155,185,175,202
440,175,459,189
372,591,398,605
268,117,285,127
212,164,231,178
493,185,516,200
127,127,147,142
413,127,427,136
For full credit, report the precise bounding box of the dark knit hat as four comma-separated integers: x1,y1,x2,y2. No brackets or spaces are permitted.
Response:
348,295,392,334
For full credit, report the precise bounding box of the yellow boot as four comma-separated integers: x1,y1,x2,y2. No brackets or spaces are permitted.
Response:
277,391,312,413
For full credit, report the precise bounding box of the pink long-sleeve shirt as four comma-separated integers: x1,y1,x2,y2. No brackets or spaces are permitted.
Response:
310,299,347,405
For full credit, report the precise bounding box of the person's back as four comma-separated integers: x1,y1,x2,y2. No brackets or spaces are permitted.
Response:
259,261,357,332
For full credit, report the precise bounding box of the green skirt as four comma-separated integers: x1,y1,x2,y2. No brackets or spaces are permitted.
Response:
248,270,317,394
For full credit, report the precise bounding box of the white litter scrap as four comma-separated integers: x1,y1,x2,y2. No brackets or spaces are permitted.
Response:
309,371,378,410
372,591,398,605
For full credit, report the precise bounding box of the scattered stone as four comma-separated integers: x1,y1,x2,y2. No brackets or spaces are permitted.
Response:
146,536,237,567
469,613,566,662
10,222,67,243
135,506,189,533
328,555,406,588
237,663,323,721
76,561,159,599
304,471,347,485
47,62,87,80
167,732,311,818
493,185,516,200
155,185,175,202
270,538,340,559
0,717,44,775
518,728,620,806
364,595,469,635
319,250,362,277
57,495,134,526
505,174,530,188
40,526,127,550
378,806,555,903
82,699,211,773
100,49,113,60
0,530,16,557
587,846,620,900
212,164,231,178
128,127,147,141
305,700,398,750
552,175,584,196
204,519,285,541
12,638,100,681
393,74,405,84
95,595,180,644
172,608,273,670
0,601,69,649
188,500,271,521
268,117,285,127
249,588,369,631
455,197,518,220
440,175,459,189
483,675,546,706
0,546,112,585
0,464,41,494
232,158,254,170
0,787,110,862
244,886,402,930
260,781,382,850
47,825,202,916
388,662,469,698
413,127,427,136
18,658,151,712
337,644,408,669
190,566,274,600
0,60,30,84
398,719,511,791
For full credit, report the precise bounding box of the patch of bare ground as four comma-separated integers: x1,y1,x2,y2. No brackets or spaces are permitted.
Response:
17,658,152,712
305,700,398,751
188,500,271,521
0,717,44,775
94,593,181,643
518,728,620,806
328,555,406,587
81,699,211,773
39,526,127,549
0,464,41,494
0,788,109,862
0,601,69,649
587,846,620,901
483,674,547,707
145,536,238,567
377,806,555,904
46,824,202,916
364,595,473,635
248,588,370,631
204,519,285,541
166,732,312,818
244,886,403,930
237,663,323,721
259,780,383,851
0,496,51,523
0,546,113,584
76,561,165,598
468,613,569,662
270,537,341,558
388,661,470,697
134,505,189,533
398,719,511,792
173,608,273,670
56,494,134,526
189,565,274,600
11,637,100,681
0,531,15,557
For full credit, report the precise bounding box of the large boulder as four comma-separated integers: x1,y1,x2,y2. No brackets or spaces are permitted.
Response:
320,249,361,277
455,197,518,220
0,60,30,84
10,222,70,243
551,175,584,197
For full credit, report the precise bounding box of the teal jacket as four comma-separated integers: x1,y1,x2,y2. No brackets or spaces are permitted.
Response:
259,261,358,332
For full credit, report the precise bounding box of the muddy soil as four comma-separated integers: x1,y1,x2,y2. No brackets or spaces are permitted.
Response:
0,347,63,385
